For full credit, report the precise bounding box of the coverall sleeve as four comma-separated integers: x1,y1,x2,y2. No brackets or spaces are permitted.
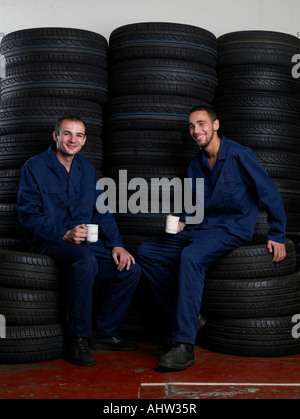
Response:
17,164,68,244
179,165,200,224
241,149,286,244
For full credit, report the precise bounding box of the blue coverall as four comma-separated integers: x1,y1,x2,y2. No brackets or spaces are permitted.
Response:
137,135,286,344
17,144,141,338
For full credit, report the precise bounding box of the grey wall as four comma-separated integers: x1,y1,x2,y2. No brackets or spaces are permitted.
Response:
0,0,299,41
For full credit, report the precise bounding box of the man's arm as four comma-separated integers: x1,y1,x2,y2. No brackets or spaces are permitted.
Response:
63,224,87,244
112,247,136,271
267,240,286,263
241,149,286,262
17,164,68,244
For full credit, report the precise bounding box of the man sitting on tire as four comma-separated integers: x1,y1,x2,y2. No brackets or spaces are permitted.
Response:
17,115,141,367
137,105,286,371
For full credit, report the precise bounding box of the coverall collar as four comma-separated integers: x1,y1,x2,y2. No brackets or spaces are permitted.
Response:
47,144,81,174
217,135,229,161
200,134,228,174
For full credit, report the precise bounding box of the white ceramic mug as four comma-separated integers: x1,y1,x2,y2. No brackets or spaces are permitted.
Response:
165,215,180,234
86,224,98,243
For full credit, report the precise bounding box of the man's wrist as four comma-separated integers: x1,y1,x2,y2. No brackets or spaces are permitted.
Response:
63,230,70,241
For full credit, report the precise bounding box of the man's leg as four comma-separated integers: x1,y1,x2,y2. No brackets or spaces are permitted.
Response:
87,241,141,350
38,240,98,337
37,240,98,366
174,228,245,344
159,228,245,370
136,230,190,331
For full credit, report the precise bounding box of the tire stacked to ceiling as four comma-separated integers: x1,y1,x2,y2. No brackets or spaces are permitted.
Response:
200,31,300,356
0,27,107,363
106,22,218,254
214,30,300,264
0,27,107,252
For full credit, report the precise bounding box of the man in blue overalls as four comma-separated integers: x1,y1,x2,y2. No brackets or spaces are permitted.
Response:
137,105,286,370
18,115,141,367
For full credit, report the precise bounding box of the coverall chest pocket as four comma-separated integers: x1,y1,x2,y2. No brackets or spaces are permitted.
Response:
218,175,240,210
42,185,66,215
73,184,95,214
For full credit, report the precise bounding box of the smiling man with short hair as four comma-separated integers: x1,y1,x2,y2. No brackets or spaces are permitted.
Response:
18,115,141,367
137,105,286,371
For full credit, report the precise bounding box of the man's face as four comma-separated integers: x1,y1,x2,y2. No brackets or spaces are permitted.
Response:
189,111,219,149
53,120,86,157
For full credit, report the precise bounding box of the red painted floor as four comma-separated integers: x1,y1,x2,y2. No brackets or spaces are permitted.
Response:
1,342,300,400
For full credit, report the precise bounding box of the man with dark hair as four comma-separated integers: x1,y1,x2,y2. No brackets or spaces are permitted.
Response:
137,106,286,371
18,115,141,367
54,114,87,137
188,105,218,122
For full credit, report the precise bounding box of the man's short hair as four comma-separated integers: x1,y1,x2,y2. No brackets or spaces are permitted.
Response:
189,105,218,122
55,115,87,135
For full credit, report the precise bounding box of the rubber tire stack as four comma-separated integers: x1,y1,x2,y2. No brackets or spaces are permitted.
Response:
198,31,300,357
106,22,218,253
214,30,300,260
0,27,107,363
0,27,107,252
200,240,300,356
0,25,300,360
0,249,65,363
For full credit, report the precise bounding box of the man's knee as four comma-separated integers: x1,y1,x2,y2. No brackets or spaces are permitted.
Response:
120,261,142,285
136,242,152,266
180,247,199,264
180,247,207,279
136,241,148,258
131,262,142,285
72,246,98,276
137,239,163,263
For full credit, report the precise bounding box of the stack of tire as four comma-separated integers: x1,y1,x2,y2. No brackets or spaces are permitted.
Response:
106,22,218,253
0,249,65,363
200,240,300,357
0,27,107,252
0,27,107,363
200,31,300,357
214,30,300,266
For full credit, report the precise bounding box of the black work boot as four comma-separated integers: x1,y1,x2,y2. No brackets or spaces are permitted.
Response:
69,337,96,367
158,342,195,370
89,335,137,351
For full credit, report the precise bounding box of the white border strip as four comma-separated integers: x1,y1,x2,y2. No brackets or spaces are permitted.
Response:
141,382,300,387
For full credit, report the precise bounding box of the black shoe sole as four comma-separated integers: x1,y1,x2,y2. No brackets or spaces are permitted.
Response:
158,359,195,370
89,342,138,351
67,357,96,367
89,339,138,351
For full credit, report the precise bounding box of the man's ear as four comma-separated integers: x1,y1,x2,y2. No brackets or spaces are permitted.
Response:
213,119,220,132
53,130,58,142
